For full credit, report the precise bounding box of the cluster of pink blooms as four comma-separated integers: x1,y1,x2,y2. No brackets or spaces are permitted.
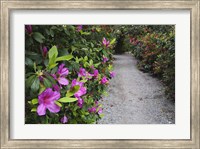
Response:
129,37,139,46
102,55,109,63
35,35,116,123
76,25,83,32
88,101,103,114
102,37,110,47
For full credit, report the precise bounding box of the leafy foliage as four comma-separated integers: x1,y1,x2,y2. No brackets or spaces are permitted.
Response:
25,25,116,124
128,25,175,99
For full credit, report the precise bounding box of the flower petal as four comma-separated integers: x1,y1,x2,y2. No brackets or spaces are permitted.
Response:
47,91,61,101
38,88,53,104
74,87,87,97
61,116,68,123
37,104,47,116
58,77,69,85
46,102,60,113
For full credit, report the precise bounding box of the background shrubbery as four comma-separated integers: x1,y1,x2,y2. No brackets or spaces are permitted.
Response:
128,25,175,99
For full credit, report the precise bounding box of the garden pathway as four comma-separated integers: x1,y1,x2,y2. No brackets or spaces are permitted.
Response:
98,53,175,124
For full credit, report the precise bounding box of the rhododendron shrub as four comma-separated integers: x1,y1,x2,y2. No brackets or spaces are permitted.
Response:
128,25,175,99
25,25,116,124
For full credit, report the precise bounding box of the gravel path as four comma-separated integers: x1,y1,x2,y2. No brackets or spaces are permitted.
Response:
98,53,175,124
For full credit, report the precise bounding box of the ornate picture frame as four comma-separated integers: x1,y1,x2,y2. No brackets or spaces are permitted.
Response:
1,1,199,148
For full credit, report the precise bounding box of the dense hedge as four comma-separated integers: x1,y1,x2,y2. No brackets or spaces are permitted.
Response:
128,25,175,99
25,25,116,124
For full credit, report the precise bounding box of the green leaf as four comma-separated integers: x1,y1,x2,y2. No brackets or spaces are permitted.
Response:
26,75,36,88
50,29,54,37
48,46,58,59
54,101,62,107
31,107,37,112
84,56,88,61
25,57,33,67
48,53,58,70
89,59,93,65
33,62,37,72
58,97,78,103
49,63,58,69
43,78,52,88
99,114,104,118
31,77,40,92
94,62,101,68
56,55,73,61
80,78,87,83
39,86,46,94
71,46,76,52
31,98,38,105
32,32,45,43
80,30,91,35
45,74,56,85
110,38,116,45
66,85,80,97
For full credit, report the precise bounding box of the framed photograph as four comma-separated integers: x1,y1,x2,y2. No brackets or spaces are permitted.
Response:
1,0,199,148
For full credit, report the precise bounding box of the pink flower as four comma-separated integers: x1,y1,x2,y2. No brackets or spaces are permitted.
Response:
103,55,109,63
42,46,48,57
60,115,68,124
93,69,99,78
71,79,86,95
86,72,93,80
52,84,60,92
37,88,61,116
57,63,69,76
88,107,96,113
52,64,69,86
78,68,86,77
98,107,103,114
102,37,110,47
74,86,87,98
71,79,87,108
25,25,32,34
110,71,116,78
77,97,84,108
101,76,109,84
71,79,84,88
76,25,82,32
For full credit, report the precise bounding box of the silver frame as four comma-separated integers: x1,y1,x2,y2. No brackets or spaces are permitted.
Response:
1,1,199,148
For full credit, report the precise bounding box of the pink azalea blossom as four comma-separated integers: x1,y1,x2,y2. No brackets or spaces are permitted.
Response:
77,97,84,108
93,69,99,78
98,107,103,114
52,64,69,86
52,84,60,92
86,72,93,80
57,63,69,76
76,25,82,32
102,37,110,47
110,71,116,78
37,88,61,116
42,46,48,57
71,79,84,88
103,55,109,63
60,115,68,124
78,68,86,77
101,76,109,84
88,107,96,113
74,86,87,98
25,25,32,34
71,79,87,108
